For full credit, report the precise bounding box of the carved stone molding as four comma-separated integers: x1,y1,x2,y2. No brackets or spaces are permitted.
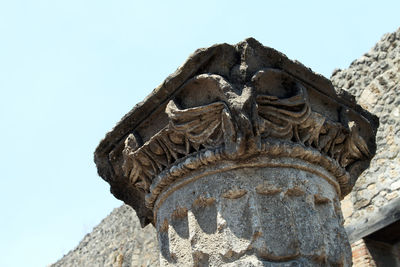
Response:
119,69,373,214
95,38,378,227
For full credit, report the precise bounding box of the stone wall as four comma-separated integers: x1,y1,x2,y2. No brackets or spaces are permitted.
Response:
332,27,400,266
331,27,400,227
51,205,158,267
52,28,400,266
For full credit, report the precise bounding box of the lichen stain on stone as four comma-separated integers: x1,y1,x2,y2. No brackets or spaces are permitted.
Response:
285,186,305,197
115,253,124,267
314,194,331,204
257,248,300,262
222,189,247,199
330,254,345,267
222,249,236,259
220,248,250,262
159,218,169,233
171,207,188,219
311,246,327,264
169,253,177,263
192,196,215,208
192,251,209,267
252,231,262,240
217,221,227,232
255,184,282,195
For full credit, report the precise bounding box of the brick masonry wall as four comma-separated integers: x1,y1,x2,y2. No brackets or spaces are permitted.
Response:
351,239,376,267
352,239,400,266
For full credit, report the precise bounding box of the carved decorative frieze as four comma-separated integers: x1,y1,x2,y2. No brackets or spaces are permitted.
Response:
120,69,372,210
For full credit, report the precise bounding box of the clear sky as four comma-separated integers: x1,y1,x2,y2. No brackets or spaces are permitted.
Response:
0,1,398,266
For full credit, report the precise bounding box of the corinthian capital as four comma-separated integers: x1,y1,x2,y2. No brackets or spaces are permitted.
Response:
96,39,377,226
95,38,378,266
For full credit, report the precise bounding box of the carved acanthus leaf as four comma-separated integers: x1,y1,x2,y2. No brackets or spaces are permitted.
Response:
256,84,311,139
122,100,235,193
253,69,370,169
122,129,189,192
339,121,371,167
166,100,235,149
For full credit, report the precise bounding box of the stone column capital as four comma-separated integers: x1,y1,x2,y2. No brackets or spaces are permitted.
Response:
95,38,378,227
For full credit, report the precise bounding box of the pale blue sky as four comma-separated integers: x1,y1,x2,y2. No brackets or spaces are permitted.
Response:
0,1,398,266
